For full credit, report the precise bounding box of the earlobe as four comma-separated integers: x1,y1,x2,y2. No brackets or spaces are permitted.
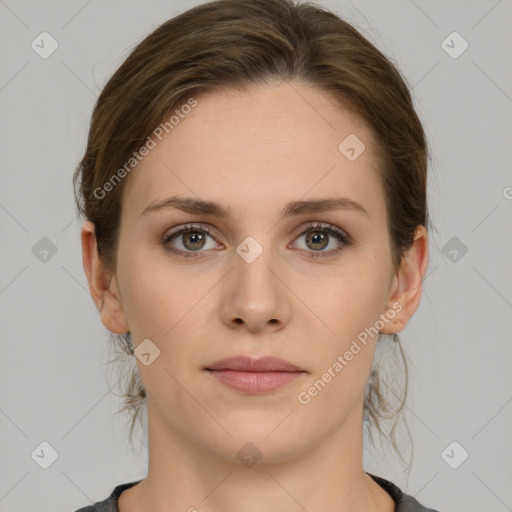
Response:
81,221,129,334
381,225,429,334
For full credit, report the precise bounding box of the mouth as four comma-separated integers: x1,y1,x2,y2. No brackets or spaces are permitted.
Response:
204,356,306,394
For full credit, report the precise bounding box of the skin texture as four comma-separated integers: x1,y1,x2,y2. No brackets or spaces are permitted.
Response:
82,81,428,512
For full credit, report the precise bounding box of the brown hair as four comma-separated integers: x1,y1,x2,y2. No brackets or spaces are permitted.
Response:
73,0,428,456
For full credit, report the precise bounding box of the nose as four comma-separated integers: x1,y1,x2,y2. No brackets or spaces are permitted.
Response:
220,241,291,333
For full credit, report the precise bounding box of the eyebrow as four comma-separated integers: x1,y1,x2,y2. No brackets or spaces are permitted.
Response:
139,195,369,220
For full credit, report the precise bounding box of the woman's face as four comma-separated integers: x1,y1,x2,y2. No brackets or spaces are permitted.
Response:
92,81,425,463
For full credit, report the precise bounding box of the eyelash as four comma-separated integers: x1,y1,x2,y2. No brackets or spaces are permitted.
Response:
162,222,353,259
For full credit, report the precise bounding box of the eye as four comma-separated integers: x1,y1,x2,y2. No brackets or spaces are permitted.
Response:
162,224,221,258
291,222,352,258
162,222,352,259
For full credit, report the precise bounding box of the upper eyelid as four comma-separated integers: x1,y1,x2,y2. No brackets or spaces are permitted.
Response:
163,221,350,244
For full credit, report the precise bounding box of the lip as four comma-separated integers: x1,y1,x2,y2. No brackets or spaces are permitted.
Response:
204,356,306,394
205,355,304,372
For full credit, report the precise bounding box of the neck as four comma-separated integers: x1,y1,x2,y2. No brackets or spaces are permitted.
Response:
122,404,394,512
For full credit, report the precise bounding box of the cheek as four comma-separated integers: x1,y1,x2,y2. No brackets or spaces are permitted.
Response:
295,269,387,421
313,262,390,344
115,245,177,340
116,245,216,353
301,254,391,403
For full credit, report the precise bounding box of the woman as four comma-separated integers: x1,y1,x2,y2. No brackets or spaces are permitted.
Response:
74,0,436,510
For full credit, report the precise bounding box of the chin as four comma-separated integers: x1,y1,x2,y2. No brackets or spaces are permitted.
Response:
216,438,305,467
202,418,311,466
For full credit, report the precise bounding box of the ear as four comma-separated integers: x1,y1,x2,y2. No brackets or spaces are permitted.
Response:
81,221,129,334
380,225,429,334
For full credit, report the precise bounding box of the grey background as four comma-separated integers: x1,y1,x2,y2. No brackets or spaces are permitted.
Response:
0,1,511,511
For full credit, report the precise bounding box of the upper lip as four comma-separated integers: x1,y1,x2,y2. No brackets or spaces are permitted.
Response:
205,356,305,372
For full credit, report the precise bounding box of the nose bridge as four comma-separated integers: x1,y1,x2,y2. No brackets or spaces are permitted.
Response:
223,230,289,328
233,231,279,293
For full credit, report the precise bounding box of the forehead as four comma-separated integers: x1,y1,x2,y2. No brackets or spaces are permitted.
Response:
121,81,384,222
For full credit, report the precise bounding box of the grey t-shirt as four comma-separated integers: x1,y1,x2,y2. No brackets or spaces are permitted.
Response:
74,473,440,512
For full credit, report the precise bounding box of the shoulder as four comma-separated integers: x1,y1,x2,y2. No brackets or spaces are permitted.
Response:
76,476,441,512
368,473,441,512
73,481,142,512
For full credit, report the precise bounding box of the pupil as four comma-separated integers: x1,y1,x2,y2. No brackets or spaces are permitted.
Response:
308,231,327,250
185,231,204,250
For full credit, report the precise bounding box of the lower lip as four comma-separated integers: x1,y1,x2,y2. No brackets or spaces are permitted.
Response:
206,370,304,393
